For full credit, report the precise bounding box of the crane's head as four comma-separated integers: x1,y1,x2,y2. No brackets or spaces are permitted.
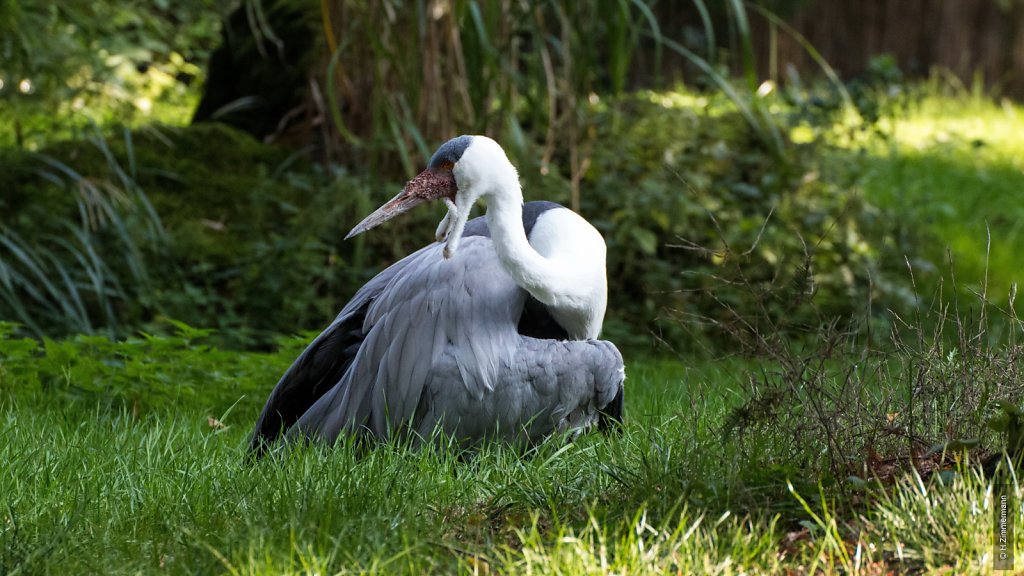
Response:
345,135,518,259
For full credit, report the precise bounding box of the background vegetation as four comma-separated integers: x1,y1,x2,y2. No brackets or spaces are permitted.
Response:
2,0,947,351
2,0,1024,573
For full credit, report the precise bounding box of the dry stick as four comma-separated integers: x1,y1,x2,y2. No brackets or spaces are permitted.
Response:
321,0,338,53
903,255,922,467
446,6,474,130
552,2,582,214
979,222,991,338
739,207,775,257
533,6,559,176
1011,282,1021,347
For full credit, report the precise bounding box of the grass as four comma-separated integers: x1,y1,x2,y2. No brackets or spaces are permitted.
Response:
1,326,1023,574
853,94,1024,311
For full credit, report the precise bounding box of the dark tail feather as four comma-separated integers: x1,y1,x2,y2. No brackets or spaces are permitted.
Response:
598,386,624,432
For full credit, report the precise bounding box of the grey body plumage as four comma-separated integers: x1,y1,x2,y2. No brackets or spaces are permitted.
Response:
250,203,625,454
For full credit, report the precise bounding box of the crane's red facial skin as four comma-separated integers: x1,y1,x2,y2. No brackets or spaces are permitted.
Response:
404,168,457,202
345,168,457,239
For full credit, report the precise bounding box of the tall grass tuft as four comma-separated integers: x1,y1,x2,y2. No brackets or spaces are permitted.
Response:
0,128,167,338
314,0,805,204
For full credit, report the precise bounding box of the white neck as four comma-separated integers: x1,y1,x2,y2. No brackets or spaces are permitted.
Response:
456,136,605,339
482,173,602,339
456,140,555,301
484,184,553,298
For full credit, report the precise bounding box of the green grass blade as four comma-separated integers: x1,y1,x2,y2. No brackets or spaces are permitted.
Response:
325,41,363,147
726,0,758,93
747,2,852,111
690,0,716,62
37,246,92,333
654,33,780,153
628,0,662,86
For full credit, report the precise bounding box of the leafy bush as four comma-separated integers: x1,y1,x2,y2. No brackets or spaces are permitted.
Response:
0,123,385,347
0,1,224,147
577,90,910,350
1,0,923,353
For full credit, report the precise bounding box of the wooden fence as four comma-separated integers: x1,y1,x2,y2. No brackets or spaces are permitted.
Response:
756,0,1024,97
640,0,1024,98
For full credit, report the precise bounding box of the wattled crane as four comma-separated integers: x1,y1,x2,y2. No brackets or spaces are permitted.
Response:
250,135,624,453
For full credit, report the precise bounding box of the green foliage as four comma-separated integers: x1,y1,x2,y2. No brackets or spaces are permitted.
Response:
781,53,914,147
0,94,896,352
0,82,921,353
3,0,1016,358
0,0,923,354
0,122,401,347
0,1,225,148
577,90,905,349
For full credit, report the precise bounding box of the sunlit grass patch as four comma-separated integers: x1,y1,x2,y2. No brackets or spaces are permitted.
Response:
854,95,1024,310
492,508,784,575
861,466,1024,574
890,97,1024,160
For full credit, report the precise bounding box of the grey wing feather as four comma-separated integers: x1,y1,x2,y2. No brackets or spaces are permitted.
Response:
248,246,423,453
287,237,526,444
417,337,625,446
254,232,625,452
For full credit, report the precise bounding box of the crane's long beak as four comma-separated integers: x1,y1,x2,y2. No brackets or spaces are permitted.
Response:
345,169,455,240
345,189,428,239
